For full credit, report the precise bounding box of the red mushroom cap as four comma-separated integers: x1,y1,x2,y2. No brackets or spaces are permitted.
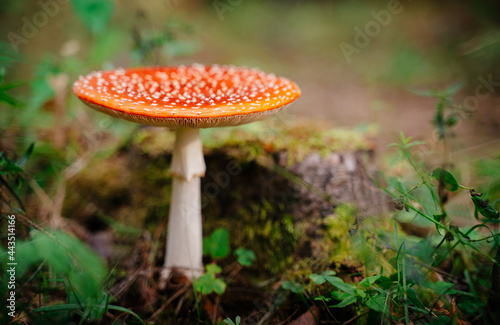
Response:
72,64,301,128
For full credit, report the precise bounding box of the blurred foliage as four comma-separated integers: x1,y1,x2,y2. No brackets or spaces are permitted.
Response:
132,14,199,65
1,0,500,324
71,0,114,36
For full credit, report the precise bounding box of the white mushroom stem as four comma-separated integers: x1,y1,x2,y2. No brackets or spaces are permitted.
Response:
162,127,206,281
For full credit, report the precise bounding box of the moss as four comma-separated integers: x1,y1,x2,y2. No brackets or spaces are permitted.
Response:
201,117,371,165
64,147,173,230
132,127,175,157
127,118,370,167
202,196,300,277
64,120,373,278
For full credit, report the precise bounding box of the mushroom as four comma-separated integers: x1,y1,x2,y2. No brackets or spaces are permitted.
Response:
72,64,301,281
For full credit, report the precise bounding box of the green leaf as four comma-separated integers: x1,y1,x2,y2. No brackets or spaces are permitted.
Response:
309,273,326,285
310,270,337,285
314,295,331,302
282,281,303,294
223,316,241,325
193,276,213,295
358,273,381,289
0,72,22,106
431,167,459,192
206,264,221,274
324,275,356,294
234,247,256,267
354,288,366,298
365,296,388,314
193,264,226,295
330,294,356,308
33,303,81,313
407,288,426,310
433,214,445,222
15,143,34,168
203,227,231,259
331,290,350,301
471,195,499,219
0,156,23,174
71,0,114,35
212,279,227,295
375,276,393,290
322,270,337,277
106,305,145,324
14,230,107,303
432,281,456,295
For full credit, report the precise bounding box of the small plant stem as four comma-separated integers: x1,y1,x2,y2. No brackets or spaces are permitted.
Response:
287,278,319,325
446,240,456,274
373,177,447,230
343,311,369,325
488,244,500,322
380,293,390,325
458,238,500,265
401,243,409,325
376,174,500,268
18,261,45,291
194,291,201,324
467,233,500,243
394,218,399,251
399,180,426,198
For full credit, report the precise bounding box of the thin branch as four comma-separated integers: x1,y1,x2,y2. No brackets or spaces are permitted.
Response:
0,174,25,211
343,311,369,325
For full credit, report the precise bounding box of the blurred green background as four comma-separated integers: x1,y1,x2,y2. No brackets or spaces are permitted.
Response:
1,0,499,158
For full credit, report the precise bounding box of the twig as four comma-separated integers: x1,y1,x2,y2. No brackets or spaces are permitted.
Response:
320,298,340,323
257,307,276,325
343,311,369,325
147,281,190,321
0,174,25,211
28,178,55,221
13,214,65,245
276,309,298,325
225,262,243,282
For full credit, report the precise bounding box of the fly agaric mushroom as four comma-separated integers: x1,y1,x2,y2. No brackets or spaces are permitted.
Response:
72,64,300,281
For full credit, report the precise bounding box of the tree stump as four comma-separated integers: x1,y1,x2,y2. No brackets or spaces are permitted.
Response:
64,119,390,275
